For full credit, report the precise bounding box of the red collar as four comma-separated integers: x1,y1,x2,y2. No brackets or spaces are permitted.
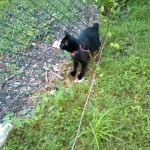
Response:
70,45,90,56
70,52,75,56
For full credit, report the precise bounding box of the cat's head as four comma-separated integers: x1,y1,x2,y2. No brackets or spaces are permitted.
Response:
59,31,79,52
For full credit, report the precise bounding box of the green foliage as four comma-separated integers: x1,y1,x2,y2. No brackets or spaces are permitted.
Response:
3,0,150,149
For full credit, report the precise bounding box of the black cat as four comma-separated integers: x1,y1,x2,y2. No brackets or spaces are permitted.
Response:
60,23,101,80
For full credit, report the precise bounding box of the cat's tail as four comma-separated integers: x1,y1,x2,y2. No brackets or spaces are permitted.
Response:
93,23,99,30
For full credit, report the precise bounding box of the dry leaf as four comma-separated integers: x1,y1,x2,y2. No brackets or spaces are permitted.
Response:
52,64,60,72
52,40,61,49
65,79,71,85
0,56,3,60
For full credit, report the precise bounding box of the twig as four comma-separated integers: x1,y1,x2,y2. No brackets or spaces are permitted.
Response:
71,34,108,150
43,65,63,80
49,70,64,79
44,62,48,82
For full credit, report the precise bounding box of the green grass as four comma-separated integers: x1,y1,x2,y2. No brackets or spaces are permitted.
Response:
3,0,150,149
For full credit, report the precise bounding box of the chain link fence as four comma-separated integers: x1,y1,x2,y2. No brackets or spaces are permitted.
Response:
0,0,101,119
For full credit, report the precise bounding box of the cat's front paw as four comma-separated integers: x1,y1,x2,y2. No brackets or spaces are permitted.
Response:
70,71,76,77
78,74,83,80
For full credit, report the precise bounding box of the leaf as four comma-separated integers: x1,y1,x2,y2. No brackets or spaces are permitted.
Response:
52,41,61,49
2,115,11,125
35,105,41,113
43,96,49,102
23,118,31,124
50,90,56,95
12,118,23,128
43,23,47,27
20,109,30,115
110,43,120,50
100,6,104,12
113,2,118,8
65,79,71,85
48,105,55,112
0,56,3,60
107,31,112,38
52,64,60,72
82,0,86,3
33,116,39,121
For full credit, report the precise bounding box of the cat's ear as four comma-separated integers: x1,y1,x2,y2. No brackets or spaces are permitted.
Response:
64,31,70,36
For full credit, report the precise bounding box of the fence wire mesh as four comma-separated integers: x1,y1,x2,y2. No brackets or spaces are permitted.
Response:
0,0,101,119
